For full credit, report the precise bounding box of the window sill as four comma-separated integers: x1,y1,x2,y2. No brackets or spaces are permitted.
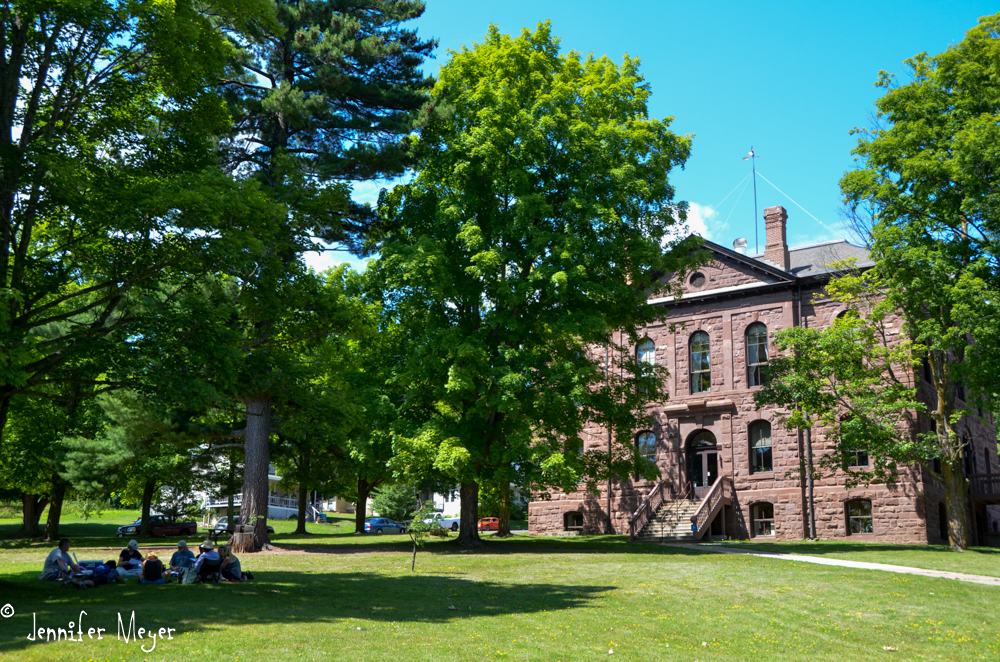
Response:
746,472,775,480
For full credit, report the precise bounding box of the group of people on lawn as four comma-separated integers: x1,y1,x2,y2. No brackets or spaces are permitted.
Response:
41,537,249,587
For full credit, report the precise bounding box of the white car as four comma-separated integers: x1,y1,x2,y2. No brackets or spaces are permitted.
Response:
423,514,461,531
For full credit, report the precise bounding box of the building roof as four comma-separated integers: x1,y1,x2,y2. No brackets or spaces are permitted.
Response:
748,239,872,276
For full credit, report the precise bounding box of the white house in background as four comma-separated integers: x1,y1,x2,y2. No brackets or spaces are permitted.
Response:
405,485,530,519
199,464,353,523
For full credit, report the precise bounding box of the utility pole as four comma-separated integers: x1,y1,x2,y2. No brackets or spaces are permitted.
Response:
606,343,613,534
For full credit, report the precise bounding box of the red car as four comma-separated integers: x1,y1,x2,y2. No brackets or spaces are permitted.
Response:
477,517,499,532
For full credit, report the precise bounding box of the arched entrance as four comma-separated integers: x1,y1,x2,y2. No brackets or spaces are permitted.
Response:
688,430,720,499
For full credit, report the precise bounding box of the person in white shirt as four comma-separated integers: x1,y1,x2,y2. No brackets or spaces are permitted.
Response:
40,538,78,581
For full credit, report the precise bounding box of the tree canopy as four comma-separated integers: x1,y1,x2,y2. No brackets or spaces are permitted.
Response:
376,22,700,543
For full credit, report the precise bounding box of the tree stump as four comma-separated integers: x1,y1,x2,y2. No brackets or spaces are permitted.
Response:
230,532,255,554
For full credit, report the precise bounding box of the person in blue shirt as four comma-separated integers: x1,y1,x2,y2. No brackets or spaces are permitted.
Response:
90,560,123,586
169,540,195,572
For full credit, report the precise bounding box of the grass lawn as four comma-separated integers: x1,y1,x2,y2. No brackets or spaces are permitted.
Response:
1,512,998,661
716,539,1000,578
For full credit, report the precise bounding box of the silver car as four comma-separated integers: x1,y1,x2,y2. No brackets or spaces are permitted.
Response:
364,518,406,534
213,516,275,535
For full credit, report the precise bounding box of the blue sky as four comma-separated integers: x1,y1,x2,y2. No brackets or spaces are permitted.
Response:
309,1,997,271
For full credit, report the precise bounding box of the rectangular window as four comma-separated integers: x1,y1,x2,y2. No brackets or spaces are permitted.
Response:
847,450,869,468
752,503,774,537
847,500,873,534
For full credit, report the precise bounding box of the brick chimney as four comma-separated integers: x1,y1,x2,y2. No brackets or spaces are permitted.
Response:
763,205,789,270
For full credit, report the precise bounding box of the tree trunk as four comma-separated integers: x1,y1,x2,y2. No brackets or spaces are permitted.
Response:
139,479,156,538
456,481,481,546
226,493,235,532
355,478,374,533
295,484,308,535
496,480,512,538
226,448,237,532
942,458,969,551
241,396,273,551
45,478,67,541
294,450,310,535
18,493,44,538
804,426,817,540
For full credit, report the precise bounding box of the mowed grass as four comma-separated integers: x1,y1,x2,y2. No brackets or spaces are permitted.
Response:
1,512,999,661
716,539,1000,578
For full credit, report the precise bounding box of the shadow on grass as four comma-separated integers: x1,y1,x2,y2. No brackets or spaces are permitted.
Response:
0,569,613,655
271,534,713,557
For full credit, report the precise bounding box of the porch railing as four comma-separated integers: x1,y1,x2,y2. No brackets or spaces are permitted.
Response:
969,473,1000,500
689,476,733,539
628,480,666,542
206,495,300,510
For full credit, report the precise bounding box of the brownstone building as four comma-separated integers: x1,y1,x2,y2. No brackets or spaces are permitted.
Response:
529,205,1000,545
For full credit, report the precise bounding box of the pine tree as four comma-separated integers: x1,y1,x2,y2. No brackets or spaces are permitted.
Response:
215,0,435,550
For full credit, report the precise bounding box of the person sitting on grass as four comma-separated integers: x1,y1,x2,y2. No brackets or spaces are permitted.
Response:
90,560,123,586
191,540,220,575
139,552,167,585
40,538,87,585
219,544,243,581
118,539,143,576
169,540,195,573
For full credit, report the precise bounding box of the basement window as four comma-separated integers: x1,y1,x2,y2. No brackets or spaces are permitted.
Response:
751,503,775,537
564,512,583,531
846,499,873,535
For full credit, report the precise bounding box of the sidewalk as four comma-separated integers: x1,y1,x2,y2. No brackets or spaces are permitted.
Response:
664,543,1000,587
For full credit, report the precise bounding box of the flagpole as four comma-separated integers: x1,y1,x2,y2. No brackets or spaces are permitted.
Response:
751,147,759,254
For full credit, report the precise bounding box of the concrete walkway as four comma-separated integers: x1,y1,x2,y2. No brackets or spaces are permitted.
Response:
663,543,1000,587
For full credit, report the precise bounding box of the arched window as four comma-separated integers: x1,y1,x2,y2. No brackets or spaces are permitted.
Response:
749,421,772,473
690,331,711,394
637,339,655,366
636,431,656,461
751,502,775,537
846,499,873,535
746,323,768,387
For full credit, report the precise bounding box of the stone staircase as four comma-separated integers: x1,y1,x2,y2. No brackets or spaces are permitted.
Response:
633,499,701,542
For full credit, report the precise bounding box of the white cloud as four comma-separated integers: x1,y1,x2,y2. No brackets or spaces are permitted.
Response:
685,202,718,241
666,201,719,245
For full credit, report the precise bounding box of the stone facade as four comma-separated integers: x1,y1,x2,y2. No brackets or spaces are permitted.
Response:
529,207,1000,544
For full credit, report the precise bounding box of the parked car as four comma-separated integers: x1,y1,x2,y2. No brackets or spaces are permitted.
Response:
213,516,275,535
364,518,406,534
477,517,499,532
117,515,197,538
423,513,460,532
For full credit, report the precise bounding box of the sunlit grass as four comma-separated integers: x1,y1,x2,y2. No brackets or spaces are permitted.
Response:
1,511,998,661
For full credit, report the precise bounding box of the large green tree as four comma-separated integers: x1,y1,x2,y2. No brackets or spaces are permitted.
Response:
840,13,1000,550
214,0,435,550
0,0,274,439
377,23,699,544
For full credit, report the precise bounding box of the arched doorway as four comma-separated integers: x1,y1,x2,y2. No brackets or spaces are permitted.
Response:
688,430,720,498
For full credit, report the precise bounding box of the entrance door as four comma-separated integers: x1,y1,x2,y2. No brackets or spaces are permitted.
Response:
692,450,719,498
688,430,720,499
